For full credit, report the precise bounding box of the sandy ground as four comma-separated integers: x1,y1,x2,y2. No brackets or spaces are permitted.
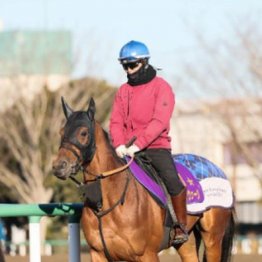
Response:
4,253,262,261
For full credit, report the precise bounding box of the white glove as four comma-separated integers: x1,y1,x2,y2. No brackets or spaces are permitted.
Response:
126,144,140,157
115,145,127,158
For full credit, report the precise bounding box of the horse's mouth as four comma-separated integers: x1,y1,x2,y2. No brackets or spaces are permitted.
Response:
53,169,70,180
52,166,72,180
53,163,81,180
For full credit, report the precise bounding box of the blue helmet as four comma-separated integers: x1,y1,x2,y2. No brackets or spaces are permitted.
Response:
118,40,150,64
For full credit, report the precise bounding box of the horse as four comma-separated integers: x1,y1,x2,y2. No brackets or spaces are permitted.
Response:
52,97,235,262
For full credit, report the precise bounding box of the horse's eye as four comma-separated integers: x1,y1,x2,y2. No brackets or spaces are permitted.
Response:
81,131,88,137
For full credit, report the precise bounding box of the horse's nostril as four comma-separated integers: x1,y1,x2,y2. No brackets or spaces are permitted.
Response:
61,160,67,168
53,160,68,171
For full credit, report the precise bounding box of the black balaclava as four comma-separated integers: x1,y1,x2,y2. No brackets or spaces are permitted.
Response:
127,64,156,86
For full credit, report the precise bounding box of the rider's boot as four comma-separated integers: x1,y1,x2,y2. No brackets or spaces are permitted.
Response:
170,189,189,245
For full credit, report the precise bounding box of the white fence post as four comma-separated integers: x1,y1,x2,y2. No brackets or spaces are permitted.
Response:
29,216,41,262
0,203,83,261
68,215,81,262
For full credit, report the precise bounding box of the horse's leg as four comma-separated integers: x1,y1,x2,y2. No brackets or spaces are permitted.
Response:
137,251,160,262
199,208,231,262
89,249,108,262
175,231,199,262
175,215,200,262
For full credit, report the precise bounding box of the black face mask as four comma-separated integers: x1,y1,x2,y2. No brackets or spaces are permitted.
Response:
127,64,157,86
61,112,96,164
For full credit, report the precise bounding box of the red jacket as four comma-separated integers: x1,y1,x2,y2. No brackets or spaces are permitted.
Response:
110,76,175,150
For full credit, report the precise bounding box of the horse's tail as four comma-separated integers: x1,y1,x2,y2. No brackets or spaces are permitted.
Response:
0,243,5,262
193,224,202,258
221,209,236,262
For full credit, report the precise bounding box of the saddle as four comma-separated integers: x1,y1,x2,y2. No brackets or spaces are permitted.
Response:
134,153,163,190
131,153,174,224
130,152,183,206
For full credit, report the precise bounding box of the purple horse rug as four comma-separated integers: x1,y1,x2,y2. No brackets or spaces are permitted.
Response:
127,153,234,215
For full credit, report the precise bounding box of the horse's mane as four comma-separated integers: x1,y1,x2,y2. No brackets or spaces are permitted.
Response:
102,129,111,145
101,127,123,162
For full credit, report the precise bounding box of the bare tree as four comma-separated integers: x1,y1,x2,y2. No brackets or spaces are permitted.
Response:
178,20,262,189
0,78,116,204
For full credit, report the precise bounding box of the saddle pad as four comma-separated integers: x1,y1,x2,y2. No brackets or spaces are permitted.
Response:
126,156,167,205
174,154,234,214
127,153,234,214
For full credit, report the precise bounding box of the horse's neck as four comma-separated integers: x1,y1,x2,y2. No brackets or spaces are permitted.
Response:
84,122,123,178
83,123,130,206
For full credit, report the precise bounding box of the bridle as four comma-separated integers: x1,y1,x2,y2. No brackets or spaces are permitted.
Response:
59,142,84,175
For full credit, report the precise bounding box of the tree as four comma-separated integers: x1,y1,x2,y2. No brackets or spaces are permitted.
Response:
0,78,116,204
177,21,262,191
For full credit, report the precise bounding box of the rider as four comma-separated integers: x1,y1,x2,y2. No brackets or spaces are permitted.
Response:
109,40,188,245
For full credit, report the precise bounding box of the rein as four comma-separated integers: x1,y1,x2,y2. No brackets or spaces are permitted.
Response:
69,156,134,186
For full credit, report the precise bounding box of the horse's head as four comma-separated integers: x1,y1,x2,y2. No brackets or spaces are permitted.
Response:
52,97,96,180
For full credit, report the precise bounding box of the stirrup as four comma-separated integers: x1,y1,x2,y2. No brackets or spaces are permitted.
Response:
172,232,189,245
170,224,188,245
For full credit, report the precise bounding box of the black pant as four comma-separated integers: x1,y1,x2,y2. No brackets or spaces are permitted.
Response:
144,148,185,196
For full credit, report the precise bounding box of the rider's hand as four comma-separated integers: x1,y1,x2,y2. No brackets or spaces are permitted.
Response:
126,144,140,157
115,145,127,158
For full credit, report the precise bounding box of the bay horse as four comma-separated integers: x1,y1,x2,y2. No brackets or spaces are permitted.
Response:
52,97,235,262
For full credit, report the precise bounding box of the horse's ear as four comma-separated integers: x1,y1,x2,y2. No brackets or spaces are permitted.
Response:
87,97,96,120
61,96,74,119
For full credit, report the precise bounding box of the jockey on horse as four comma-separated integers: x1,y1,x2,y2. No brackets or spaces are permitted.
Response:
109,40,188,245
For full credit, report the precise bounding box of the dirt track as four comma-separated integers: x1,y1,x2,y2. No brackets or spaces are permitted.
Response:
4,253,262,261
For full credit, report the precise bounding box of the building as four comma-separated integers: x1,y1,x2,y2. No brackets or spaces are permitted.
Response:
171,98,262,227
0,30,72,111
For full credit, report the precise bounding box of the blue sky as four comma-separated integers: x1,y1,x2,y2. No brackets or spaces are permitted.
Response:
1,0,262,86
